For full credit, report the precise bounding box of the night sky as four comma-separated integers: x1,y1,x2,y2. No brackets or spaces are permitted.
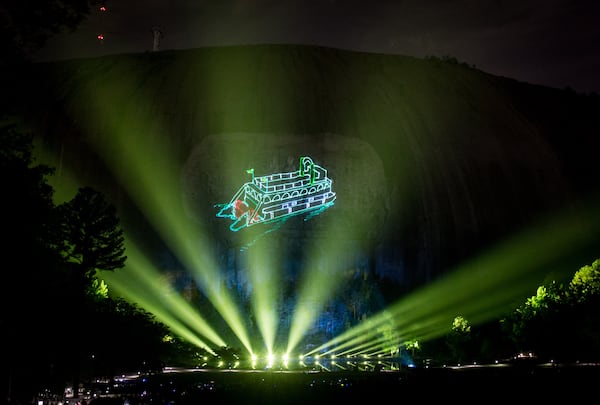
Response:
33,0,600,94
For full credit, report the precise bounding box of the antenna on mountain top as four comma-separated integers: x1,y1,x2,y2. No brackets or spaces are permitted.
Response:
151,26,163,52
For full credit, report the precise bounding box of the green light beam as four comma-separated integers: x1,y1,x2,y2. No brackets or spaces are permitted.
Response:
29,157,227,353
76,79,254,355
314,202,600,355
319,324,388,357
243,240,281,355
289,147,388,356
102,270,216,355
103,239,225,346
286,234,360,355
307,309,396,356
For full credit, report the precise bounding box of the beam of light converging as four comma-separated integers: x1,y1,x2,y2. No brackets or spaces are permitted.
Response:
340,322,402,358
71,76,254,355
338,336,390,358
285,229,353,356
100,244,224,355
315,310,396,357
208,133,344,357
352,331,406,358
241,240,281,356
311,200,600,356
287,145,387,356
103,271,216,355
202,116,290,357
35,162,226,353
285,216,363,356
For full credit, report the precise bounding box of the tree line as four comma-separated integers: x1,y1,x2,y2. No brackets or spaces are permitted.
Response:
415,257,600,366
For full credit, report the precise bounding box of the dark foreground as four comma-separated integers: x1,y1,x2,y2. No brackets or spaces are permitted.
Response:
69,363,600,404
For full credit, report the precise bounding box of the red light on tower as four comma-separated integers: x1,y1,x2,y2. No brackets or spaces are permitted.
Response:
100,6,106,12
97,33,104,41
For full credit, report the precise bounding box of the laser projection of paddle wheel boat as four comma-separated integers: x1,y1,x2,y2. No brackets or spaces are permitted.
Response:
215,157,336,232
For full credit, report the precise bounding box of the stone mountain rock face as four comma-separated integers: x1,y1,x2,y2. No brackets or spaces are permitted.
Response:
15,44,600,296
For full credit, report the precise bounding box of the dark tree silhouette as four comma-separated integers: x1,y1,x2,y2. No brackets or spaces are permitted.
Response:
0,124,136,402
82,297,171,378
0,123,56,252
0,122,72,403
1,126,186,401
58,186,126,282
56,186,126,397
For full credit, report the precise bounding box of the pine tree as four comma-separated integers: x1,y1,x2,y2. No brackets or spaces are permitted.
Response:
57,186,127,397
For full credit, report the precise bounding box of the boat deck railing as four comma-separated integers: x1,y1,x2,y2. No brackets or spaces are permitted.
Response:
254,168,326,193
